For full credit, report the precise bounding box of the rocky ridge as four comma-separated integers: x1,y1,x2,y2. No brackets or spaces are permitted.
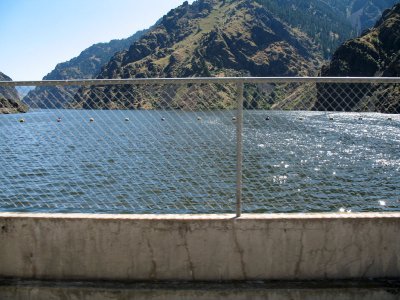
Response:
74,0,323,110
315,3,400,113
23,29,147,108
348,0,400,34
0,72,28,114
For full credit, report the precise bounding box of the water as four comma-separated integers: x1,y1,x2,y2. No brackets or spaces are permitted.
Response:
0,109,399,214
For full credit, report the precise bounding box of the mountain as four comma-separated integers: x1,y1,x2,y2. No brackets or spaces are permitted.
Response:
256,0,399,57
23,0,399,110
347,0,400,34
0,72,28,114
23,29,147,108
315,3,400,113
74,0,323,110
256,0,354,58
16,86,35,98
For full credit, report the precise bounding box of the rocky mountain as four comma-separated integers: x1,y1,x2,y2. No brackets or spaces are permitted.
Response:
315,3,400,113
23,29,147,108
256,0,354,58
257,0,399,57
347,0,399,34
0,72,28,114
23,0,398,111
74,0,323,110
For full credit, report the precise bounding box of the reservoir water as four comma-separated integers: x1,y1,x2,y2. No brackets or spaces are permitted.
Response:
0,109,399,214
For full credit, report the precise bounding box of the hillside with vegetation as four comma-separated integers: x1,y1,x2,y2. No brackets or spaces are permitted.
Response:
257,0,399,57
256,0,353,58
21,0,399,110
0,72,28,114
315,3,400,113
73,0,323,110
23,29,147,108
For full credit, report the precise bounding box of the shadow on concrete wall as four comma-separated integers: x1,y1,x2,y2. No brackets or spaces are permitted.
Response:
1,279,400,300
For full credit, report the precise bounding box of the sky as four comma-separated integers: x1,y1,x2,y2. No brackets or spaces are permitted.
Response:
0,0,194,81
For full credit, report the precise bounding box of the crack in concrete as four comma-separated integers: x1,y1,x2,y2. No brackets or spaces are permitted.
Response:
182,224,195,281
294,227,305,278
362,258,375,278
320,224,337,275
232,222,247,280
146,234,157,280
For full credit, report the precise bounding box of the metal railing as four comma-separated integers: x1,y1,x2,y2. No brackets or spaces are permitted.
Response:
0,77,399,215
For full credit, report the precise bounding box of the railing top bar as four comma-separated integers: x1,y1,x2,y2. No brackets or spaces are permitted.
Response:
1,77,400,87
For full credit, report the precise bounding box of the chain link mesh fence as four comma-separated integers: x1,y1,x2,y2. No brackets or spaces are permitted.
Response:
0,78,399,214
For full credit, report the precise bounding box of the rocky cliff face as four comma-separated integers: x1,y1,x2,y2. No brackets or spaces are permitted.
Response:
250,0,398,58
348,0,399,34
102,0,321,78
0,72,28,114
315,3,400,113
23,30,147,108
74,0,322,110
322,3,400,77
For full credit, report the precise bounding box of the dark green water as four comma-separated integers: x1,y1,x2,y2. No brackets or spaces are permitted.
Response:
0,109,399,213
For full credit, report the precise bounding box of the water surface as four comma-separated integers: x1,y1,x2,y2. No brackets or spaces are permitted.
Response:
0,109,399,213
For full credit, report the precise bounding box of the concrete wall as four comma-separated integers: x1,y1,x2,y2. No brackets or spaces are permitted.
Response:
0,212,399,281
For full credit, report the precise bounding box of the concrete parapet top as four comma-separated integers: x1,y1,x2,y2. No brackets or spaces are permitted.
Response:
1,212,399,220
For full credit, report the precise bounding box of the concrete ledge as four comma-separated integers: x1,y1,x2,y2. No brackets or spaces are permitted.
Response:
1,213,399,281
1,279,400,300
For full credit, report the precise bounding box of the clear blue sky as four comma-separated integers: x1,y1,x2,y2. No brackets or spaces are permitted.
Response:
0,0,194,81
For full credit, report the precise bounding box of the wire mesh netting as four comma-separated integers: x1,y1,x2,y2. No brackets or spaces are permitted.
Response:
0,78,399,214
242,81,400,213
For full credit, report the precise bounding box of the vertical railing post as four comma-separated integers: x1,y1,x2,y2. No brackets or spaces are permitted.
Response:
236,81,244,217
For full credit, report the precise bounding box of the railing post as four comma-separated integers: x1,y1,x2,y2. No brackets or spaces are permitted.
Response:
236,81,244,217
